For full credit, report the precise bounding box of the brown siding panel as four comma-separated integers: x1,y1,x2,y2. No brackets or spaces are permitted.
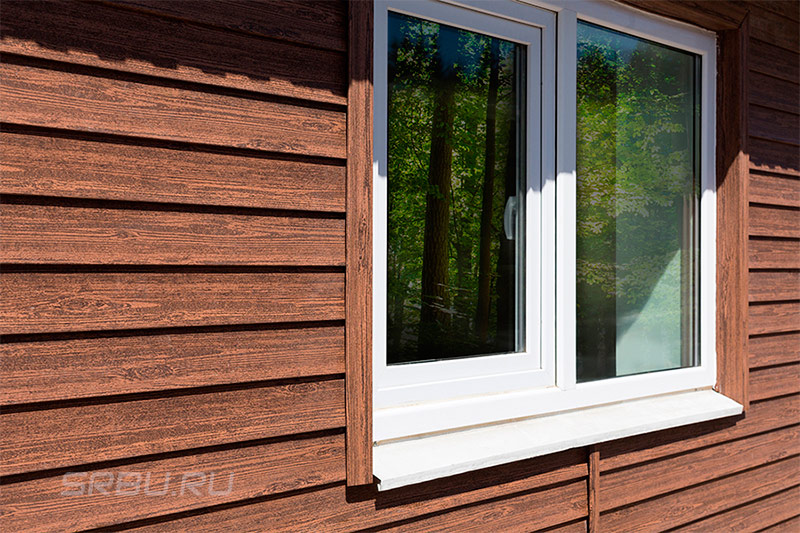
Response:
749,38,800,84
750,363,800,401
749,172,800,207
1,204,345,266
749,104,800,147
0,433,345,533
749,204,800,238
750,332,800,368
749,239,800,269
0,0,347,104
0,272,344,335
749,137,800,176
749,270,800,302
0,325,344,405
749,301,800,335
600,456,800,531
0,62,346,159
0,132,346,212
0,379,345,476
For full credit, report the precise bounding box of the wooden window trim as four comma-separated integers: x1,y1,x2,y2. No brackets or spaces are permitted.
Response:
346,0,375,486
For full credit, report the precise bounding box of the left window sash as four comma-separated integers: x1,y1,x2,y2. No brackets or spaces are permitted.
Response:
373,0,556,409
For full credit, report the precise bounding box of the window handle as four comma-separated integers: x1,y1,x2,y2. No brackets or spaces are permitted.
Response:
503,196,518,240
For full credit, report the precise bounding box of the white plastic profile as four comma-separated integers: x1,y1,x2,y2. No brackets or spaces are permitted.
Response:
374,389,742,491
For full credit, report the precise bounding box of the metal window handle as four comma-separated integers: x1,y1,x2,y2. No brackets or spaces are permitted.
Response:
503,196,517,240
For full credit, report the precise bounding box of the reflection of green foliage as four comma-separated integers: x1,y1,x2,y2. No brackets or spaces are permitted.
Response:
576,22,699,380
387,13,520,361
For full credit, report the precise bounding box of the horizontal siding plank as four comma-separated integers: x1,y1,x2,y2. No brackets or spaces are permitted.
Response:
749,71,799,115
128,480,587,533
749,270,800,302
600,425,800,511
0,1,346,104
0,379,344,476
0,325,344,405
128,449,585,532
750,363,800,401
0,62,346,159
749,239,800,269
599,456,800,532
0,272,344,335
0,433,344,533
749,301,800,336
749,172,800,207
760,515,800,532
672,485,800,533
750,332,800,368
600,394,799,470
749,38,800,84
0,204,345,266
749,105,800,147
746,1,800,22
749,204,800,238
110,0,347,52
378,481,587,533
749,137,800,176
0,132,345,212
749,8,800,52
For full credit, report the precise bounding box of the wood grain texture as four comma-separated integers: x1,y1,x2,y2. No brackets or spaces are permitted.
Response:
749,137,800,176
671,485,800,533
749,301,800,335
760,515,800,532
0,433,344,533
749,72,799,115
716,20,750,408
748,5,800,52
0,325,344,405
749,172,800,207
0,0,346,104
749,239,800,269
600,393,799,470
749,104,800,146
617,0,746,30
599,456,800,532
749,270,800,302
345,0,373,487
749,204,800,238
743,1,800,22
0,132,346,212
1,204,345,266
750,363,800,401
749,38,800,84
128,479,587,533
108,0,347,52
0,272,344,335
750,332,800,368
125,448,585,532
0,62,346,159
0,379,344,476
599,425,800,511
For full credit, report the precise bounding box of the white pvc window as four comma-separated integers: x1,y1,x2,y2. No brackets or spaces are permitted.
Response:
373,0,716,442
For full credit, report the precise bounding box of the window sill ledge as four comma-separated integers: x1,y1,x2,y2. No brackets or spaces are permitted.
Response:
373,389,742,491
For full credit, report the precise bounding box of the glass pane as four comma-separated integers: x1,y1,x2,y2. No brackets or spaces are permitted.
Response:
576,22,700,382
387,12,526,365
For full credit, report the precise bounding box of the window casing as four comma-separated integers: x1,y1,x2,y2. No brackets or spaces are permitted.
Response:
373,0,717,443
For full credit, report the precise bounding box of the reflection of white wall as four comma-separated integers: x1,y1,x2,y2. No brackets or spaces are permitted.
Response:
616,250,682,375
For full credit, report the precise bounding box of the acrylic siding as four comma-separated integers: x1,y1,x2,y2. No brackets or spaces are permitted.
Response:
1,1,797,532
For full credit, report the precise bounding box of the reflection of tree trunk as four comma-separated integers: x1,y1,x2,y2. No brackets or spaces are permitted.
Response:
476,41,501,343
420,28,456,352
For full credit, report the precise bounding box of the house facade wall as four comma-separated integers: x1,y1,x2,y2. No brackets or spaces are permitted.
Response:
0,1,797,531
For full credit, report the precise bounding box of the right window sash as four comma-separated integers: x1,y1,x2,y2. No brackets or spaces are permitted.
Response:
574,20,701,383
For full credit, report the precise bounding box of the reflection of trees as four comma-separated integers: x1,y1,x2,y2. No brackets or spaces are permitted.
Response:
387,14,519,363
576,24,698,381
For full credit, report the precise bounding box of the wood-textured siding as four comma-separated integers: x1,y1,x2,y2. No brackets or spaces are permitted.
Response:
1,1,798,531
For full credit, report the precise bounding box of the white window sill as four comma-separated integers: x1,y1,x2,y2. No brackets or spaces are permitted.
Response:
373,389,742,491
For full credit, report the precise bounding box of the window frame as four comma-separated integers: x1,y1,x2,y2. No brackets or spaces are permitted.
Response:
372,0,718,444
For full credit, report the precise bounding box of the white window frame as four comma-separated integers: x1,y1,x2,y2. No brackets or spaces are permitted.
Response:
373,0,718,443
